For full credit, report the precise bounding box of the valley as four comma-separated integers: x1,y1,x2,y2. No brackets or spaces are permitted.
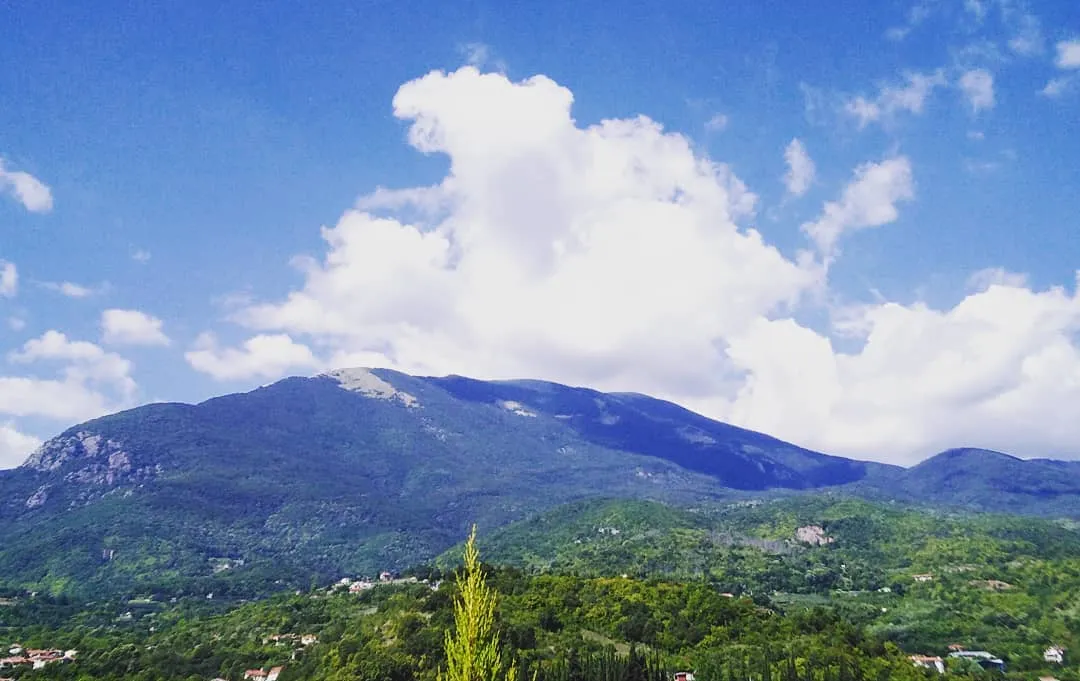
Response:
1,369,1079,680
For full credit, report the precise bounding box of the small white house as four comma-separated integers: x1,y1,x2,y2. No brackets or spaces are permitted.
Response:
910,656,945,674
1044,646,1065,664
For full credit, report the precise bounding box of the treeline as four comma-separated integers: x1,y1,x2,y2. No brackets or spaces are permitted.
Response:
0,569,1008,681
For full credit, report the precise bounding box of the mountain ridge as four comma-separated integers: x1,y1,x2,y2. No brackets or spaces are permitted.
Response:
2,367,1079,596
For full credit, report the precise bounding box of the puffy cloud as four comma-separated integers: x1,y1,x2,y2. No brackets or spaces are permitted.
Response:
196,67,1080,464
1006,12,1044,56
101,309,170,346
0,375,115,421
844,70,947,128
0,261,16,298
1055,39,1080,69
705,113,730,132
958,69,995,112
711,277,1080,464
132,249,152,263
0,157,52,213
233,67,816,393
9,330,137,398
783,139,815,197
1040,77,1072,98
0,422,41,469
885,2,933,41
1,331,138,423
41,281,96,298
185,332,320,381
801,157,914,255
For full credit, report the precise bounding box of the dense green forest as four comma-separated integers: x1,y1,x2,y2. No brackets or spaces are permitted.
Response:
2,496,1078,681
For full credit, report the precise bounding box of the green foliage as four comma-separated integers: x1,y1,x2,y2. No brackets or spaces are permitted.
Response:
442,525,516,681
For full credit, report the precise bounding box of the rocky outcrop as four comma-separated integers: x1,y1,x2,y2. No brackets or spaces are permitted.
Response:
22,431,159,487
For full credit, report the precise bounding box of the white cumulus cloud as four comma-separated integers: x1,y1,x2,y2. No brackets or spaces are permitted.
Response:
844,70,947,128
1055,39,1080,69
801,157,914,256
101,309,170,346
186,67,1080,464
231,67,816,394
185,332,320,381
0,261,16,298
1040,77,1072,98
783,139,815,197
705,113,730,132
41,281,97,298
9,330,137,398
705,276,1080,464
0,157,53,213
959,69,995,112
1,331,138,423
0,422,41,469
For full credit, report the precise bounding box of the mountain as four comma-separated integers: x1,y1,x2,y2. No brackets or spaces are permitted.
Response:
424,374,899,489
857,447,1080,516
1,367,1079,596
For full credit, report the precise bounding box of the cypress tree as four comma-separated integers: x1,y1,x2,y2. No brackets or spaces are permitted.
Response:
441,525,519,681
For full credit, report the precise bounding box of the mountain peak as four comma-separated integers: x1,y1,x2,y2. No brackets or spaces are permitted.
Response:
320,367,420,407
922,447,1023,465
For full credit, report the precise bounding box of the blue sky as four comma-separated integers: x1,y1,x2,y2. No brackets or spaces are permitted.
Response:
1,0,1079,467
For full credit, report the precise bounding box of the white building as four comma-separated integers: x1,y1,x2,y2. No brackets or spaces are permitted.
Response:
1044,646,1065,664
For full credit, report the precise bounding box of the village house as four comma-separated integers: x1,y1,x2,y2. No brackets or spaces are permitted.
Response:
1044,646,1065,664
244,665,284,681
948,650,1005,672
0,648,74,670
673,673,696,681
349,580,374,593
912,573,934,582
910,655,946,674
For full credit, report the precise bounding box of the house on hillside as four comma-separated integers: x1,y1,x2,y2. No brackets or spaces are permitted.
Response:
244,670,268,680
673,673,696,681
912,573,934,583
1044,646,1065,664
267,666,284,681
910,655,945,674
948,650,1005,672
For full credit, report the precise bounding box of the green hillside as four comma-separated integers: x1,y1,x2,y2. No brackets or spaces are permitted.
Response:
448,496,1080,667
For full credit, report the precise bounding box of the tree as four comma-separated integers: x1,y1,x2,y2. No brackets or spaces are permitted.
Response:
442,524,519,681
